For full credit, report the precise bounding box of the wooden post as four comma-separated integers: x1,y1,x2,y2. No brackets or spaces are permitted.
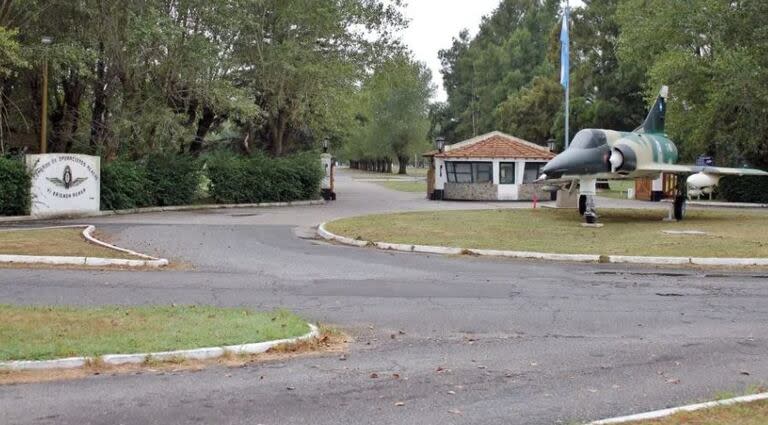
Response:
40,58,48,154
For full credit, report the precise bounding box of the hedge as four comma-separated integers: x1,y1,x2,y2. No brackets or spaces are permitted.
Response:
719,175,768,204
145,154,201,207
0,157,30,216
5,151,320,214
206,152,322,204
100,160,153,210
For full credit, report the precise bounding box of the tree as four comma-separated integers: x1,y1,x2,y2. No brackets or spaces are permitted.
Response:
233,0,406,156
438,0,559,141
344,54,433,174
368,55,432,174
495,76,561,144
2,0,405,159
617,0,768,168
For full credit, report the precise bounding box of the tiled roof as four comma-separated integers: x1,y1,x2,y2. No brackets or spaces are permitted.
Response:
433,132,554,160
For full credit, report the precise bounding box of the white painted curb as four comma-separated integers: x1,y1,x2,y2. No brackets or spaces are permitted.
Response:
0,225,169,268
0,324,319,371
588,392,768,424
0,200,326,223
318,223,768,266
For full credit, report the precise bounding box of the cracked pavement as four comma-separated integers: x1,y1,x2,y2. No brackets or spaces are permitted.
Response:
1,170,766,425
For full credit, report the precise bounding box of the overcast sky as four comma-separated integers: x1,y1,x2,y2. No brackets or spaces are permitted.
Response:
398,1,582,102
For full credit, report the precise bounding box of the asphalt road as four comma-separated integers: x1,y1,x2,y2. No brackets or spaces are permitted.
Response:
1,170,766,425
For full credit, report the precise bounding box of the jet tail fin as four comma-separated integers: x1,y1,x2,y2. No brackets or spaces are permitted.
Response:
635,86,668,134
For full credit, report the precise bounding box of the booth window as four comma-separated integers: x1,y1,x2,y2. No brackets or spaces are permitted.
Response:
499,162,516,184
523,162,546,183
446,162,492,183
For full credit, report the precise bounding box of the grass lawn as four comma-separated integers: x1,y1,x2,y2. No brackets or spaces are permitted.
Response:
0,228,138,259
376,180,427,193
325,208,768,258
624,399,768,424
599,180,635,200
0,305,309,361
346,167,429,178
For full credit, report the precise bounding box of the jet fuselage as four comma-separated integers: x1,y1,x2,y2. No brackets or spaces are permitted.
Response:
541,128,678,180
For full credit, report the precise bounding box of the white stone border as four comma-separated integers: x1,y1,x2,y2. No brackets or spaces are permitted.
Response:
318,223,768,267
588,392,768,424
0,324,319,371
0,225,169,268
0,200,326,223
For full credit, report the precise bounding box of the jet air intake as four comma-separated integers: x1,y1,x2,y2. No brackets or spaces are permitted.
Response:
607,144,637,173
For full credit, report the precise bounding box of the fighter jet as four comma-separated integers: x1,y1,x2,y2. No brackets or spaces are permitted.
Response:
538,86,768,223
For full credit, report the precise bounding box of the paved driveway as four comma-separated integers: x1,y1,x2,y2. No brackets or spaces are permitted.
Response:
1,170,766,425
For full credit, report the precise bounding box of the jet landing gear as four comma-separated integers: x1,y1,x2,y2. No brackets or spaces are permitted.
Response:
666,175,687,221
578,178,600,225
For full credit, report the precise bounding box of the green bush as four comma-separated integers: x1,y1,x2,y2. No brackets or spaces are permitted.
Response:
100,160,153,210
145,153,201,206
719,175,768,203
206,152,322,204
0,157,30,216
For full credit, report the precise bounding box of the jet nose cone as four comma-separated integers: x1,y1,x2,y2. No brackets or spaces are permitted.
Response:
541,153,570,177
541,147,609,178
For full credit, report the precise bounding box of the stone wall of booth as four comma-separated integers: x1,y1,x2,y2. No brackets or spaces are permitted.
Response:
444,182,498,201
517,183,541,201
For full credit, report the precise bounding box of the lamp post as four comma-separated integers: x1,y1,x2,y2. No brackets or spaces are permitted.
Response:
322,138,329,153
434,136,446,153
40,36,53,154
547,138,557,153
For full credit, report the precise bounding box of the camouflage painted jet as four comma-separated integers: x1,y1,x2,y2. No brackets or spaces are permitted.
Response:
538,86,768,223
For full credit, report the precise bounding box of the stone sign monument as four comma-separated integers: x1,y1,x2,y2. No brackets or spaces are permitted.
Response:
25,154,100,217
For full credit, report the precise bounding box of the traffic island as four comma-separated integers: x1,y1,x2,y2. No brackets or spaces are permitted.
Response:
0,306,337,380
0,225,168,268
320,209,768,266
588,392,768,424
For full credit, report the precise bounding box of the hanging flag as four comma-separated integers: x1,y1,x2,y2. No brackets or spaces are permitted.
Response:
560,7,570,89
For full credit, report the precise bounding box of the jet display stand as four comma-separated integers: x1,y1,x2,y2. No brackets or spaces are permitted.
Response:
579,177,602,226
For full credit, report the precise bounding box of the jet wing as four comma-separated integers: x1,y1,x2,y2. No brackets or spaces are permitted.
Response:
638,163,768,176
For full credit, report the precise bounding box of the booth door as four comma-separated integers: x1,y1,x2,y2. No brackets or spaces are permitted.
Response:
635,178,652,201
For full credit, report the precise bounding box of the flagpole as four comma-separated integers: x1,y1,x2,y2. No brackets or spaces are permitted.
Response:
565,70,569,150
560,3,570,150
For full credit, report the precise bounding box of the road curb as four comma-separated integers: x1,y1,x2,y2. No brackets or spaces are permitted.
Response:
317,223,768,266
0,225,169,268
588,392,768,424
0,200,326,223
662,199,768,209
0,324,319,371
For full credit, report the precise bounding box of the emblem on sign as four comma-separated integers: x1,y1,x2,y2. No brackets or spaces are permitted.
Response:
46,165,88,190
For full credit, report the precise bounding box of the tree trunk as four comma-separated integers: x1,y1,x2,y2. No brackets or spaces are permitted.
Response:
190,105,215,155
51,74,84,153
90,41,108,149
397,156,407,174
270,113,288,156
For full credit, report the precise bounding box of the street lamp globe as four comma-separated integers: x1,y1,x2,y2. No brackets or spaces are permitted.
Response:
435,136,446,153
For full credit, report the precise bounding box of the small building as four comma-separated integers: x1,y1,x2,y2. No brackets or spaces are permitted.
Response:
424,131,555,201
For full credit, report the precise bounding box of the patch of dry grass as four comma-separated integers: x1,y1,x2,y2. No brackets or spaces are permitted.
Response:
624,399,768,424
0,305,309,361
0,228,139,259
0,326,347,385
326,209,768,258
